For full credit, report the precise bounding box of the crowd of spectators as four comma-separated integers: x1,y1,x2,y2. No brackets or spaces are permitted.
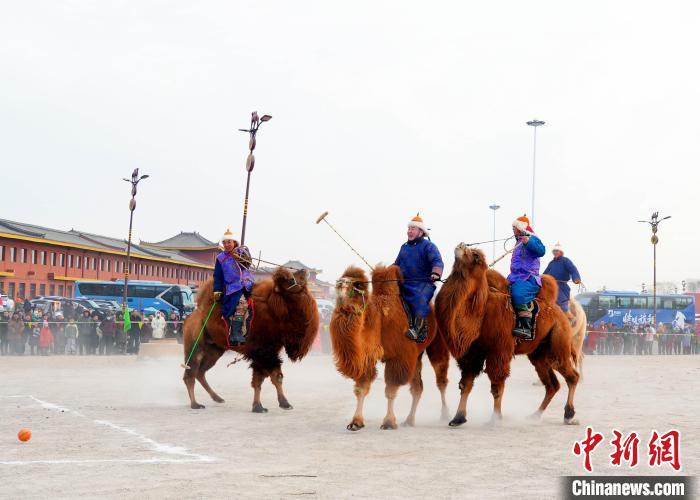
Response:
584,322,698,355
0,303,183,356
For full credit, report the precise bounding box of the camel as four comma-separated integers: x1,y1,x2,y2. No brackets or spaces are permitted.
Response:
435,244,580,427
183,267,319,412
330,265,451,431
486,271,587,378
569,298,587,376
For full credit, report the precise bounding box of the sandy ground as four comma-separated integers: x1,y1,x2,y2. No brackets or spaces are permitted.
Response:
0,351,698,499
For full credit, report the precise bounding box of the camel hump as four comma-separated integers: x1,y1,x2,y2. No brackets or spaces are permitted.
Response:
539,274,558,304
371,265,402,296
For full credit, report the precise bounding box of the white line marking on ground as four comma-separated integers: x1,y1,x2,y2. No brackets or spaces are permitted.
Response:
0,395,216,465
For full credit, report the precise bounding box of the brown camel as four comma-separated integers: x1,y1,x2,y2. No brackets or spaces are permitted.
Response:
435,243,580,427
183,267,319,412
487,271,587,378
331,265,451,431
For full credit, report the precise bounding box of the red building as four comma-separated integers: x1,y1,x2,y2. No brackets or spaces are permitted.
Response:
0,218,216,301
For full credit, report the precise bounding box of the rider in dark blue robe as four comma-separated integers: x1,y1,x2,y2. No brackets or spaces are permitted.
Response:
394,214,443,343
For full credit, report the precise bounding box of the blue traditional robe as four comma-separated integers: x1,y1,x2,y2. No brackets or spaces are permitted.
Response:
393,237,444,319
508,234,546,307
543,256,581,312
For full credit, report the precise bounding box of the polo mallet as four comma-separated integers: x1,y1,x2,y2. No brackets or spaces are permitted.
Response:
181,302,217,370
316,211,374,271
488,235,516,268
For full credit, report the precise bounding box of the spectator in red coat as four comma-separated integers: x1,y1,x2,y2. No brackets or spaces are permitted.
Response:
38,316,53,356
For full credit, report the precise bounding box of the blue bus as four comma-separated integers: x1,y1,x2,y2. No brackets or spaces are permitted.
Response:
75,280,195,317
575,291,695,329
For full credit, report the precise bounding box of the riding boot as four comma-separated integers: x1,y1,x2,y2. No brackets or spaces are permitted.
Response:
228,315,246,347
512,315,534,340
404,315,419,342
414,316,428,344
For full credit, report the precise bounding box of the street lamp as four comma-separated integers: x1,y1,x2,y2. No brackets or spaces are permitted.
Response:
638,212,671,326
238,111,272,246
488,203,501,262
526,119,545,225
122,168,149,316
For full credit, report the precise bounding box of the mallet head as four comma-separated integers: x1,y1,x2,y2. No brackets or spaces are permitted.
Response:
316,211,329,224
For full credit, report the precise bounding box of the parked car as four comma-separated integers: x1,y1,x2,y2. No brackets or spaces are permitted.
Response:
0,294,15,313
92,299,121,313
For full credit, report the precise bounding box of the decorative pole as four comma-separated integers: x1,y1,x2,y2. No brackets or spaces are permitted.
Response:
238,111,272,246
638,212,671,327
122,168,149,317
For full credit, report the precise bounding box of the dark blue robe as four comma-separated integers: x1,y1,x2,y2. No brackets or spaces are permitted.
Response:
543,256,581,312
393,237,443,319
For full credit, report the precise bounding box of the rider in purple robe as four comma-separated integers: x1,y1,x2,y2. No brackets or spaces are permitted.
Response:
213,229,254,346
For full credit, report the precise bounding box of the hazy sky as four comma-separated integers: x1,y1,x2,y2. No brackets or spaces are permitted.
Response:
2,1,699,291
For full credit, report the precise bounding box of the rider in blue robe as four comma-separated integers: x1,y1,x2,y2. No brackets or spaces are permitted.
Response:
394,214,443,343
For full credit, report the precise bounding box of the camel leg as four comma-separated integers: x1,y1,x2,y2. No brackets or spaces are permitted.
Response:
527,355,560,419
402,356,424,427
183,350,206,409
347,373,373,431
196,349,225,403
380,384,400,430
251,368,269,413
449,348,485,427
426,336,450,421
484,353,510,425
554,359,580,425
269,366,293,410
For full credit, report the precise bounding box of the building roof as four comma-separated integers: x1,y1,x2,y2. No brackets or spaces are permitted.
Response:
141,232,217,250
282,260,322,274
0,218,212,269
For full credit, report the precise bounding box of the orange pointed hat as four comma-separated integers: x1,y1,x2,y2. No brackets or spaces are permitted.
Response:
408,213,429,236
512,215,534,233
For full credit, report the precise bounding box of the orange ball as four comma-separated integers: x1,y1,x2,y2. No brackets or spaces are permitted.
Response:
17,428,31,442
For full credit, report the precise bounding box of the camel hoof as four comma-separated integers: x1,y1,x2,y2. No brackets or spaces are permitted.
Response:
212,395,225,404
279,401,294,410
252,403,269,413
347,422,364,431
449,414,467,427
190,402,205,409
485,416,503,427
400,419,415,427
380,422,398,430
564,417,580,425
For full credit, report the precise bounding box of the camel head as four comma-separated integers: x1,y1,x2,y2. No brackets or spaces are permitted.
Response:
273,267,310,295
452,243,488,277
371,265,402,296
335,266,369,309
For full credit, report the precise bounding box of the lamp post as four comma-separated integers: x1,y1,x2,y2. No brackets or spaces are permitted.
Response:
488,203,501,262
638,212,671,326
238,111,272,246
122,168,149,315
526,119,545,225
